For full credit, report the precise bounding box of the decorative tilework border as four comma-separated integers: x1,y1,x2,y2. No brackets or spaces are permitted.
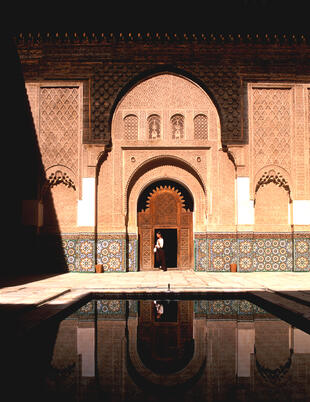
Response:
194,233,310,272
41,232,310,273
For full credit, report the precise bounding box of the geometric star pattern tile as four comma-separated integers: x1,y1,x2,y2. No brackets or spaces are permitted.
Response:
194,235,309,272
96,239,125,272
294,238,310,271
252,238,293,272
61,233,309,272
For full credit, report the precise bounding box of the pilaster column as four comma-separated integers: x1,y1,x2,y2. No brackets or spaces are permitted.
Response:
77,144,106,227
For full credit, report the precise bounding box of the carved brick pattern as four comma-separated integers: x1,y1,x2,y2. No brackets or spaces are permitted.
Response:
252,88,291,173
25,84,39,133
40,87,79,172
124,114,138,140
194,114,208,139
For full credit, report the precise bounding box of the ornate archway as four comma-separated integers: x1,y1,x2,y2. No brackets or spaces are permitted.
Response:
138,181,193,270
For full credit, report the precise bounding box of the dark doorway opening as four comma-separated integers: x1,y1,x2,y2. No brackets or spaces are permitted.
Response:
154,228,177,268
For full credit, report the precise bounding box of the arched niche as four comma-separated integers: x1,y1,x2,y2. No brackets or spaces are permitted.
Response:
254,167,292,226
41,165,77,232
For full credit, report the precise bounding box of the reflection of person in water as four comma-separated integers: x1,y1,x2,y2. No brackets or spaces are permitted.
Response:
154,300,178,322
154,301,164,320
154,231,167,271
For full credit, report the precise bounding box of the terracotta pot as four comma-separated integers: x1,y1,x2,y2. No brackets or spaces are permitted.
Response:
95,264,103,273
230,263,237,272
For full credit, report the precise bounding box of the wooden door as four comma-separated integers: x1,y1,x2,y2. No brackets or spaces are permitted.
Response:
138,185,193,270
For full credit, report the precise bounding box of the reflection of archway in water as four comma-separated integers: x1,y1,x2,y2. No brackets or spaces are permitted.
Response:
125,300,206,393
254,346,293,384
137,180,194,270
137,300,194,374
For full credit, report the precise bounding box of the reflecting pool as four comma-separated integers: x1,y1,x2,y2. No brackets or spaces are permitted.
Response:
3,297,310,401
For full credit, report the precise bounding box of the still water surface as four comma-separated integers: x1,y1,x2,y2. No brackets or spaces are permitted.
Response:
4,297,310,401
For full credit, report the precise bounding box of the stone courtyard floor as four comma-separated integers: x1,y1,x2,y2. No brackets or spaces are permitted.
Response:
0,271,309,337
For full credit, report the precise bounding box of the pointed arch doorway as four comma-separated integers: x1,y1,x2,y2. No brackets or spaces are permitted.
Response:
137,180,194,270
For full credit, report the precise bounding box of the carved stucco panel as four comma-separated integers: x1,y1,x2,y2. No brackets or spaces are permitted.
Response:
26,82,83,193
251,86,292,174
123,150,209,200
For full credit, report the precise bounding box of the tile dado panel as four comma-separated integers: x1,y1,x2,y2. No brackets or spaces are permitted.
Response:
46,232,309,273
194,233,310,272
61,234,138,273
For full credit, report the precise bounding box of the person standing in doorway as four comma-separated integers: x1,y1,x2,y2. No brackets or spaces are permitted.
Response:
154,231,167,271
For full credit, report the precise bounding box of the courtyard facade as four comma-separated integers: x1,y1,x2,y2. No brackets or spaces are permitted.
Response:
16,32,310,273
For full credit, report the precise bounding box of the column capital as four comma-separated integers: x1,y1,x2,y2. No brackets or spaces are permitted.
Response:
83,144,107,177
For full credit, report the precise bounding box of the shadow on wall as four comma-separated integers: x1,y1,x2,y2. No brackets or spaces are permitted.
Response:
6,34,67,275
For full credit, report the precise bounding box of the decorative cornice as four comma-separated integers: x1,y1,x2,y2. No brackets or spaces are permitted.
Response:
13,32,310,46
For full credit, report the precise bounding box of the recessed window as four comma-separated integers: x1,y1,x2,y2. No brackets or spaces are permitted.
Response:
124,114,138,140
194,114,208,139
171,114,184,139
148,114,161,139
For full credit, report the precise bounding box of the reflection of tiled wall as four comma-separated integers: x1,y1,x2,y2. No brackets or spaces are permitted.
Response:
194,299,271,319
70,300,127,320
69,299,273,321
194,233,310,272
